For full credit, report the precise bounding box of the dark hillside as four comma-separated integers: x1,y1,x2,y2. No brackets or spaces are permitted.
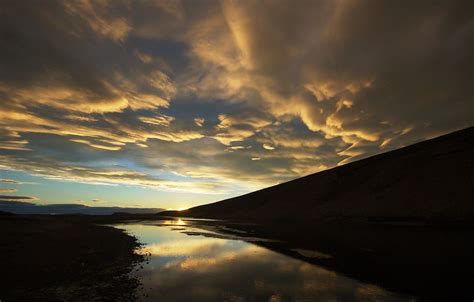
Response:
163,127,474,224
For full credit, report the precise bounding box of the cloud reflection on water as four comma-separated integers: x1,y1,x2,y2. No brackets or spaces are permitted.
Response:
117,223,411,302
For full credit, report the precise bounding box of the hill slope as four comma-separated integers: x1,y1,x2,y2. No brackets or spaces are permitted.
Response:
166,127,474,224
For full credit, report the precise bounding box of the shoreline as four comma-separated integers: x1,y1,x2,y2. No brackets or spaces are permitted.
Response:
0,215,144,302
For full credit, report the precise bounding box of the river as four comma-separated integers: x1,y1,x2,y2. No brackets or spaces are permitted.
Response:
115,219,413,302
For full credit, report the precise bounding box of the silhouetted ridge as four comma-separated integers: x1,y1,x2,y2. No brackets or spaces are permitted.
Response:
161,127,474,224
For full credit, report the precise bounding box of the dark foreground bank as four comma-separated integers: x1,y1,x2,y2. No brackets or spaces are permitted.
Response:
0,214,144,302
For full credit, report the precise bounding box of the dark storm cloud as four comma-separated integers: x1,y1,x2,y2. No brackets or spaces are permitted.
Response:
0,0,472,195
0,1,118,98
219,0,474,133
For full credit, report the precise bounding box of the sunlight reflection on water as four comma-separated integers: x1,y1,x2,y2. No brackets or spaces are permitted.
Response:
161,218,187,226
115,221,414,302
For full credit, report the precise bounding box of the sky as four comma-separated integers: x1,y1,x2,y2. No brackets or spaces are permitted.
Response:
0,0,473,210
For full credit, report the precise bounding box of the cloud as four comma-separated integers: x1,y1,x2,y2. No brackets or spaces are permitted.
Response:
0,179,20,184
0,0,472,201
69,139,123,151
0,195,37,201
0,188,17,193
64,1,132,42
194,117,205,127
187,0,472,159
262,144,275,151
0,152,224,194
139,114,175,127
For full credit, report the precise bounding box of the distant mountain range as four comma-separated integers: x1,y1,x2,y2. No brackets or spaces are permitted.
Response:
0,201,164,215
161,126,474,225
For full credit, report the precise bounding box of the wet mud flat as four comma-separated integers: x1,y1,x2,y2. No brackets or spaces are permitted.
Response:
0,215,144,302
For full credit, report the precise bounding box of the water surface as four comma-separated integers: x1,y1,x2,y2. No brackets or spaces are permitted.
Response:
115,220,413,302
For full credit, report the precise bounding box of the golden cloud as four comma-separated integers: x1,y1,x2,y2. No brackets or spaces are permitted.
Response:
139,115,175,127
0,0,471,197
